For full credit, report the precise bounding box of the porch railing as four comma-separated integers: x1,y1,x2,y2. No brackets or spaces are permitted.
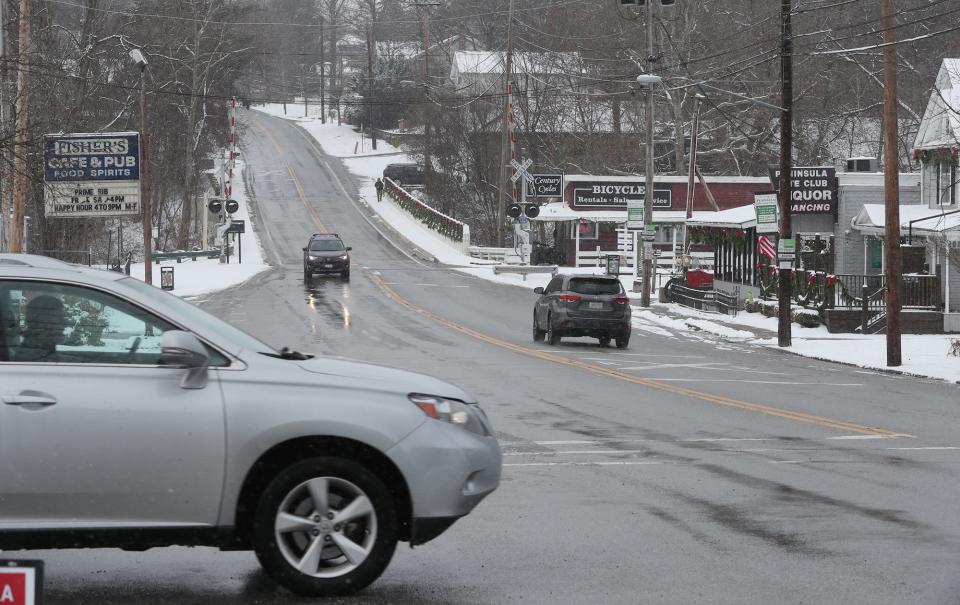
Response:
762,270,941,311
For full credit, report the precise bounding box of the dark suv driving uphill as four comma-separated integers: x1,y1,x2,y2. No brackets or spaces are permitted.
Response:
303,233,351,281
532,274,632,348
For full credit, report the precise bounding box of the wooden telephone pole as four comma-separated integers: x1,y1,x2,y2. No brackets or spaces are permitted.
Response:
10,0,30,253
881,0,902,366
777,0,793,348
496,0,516,247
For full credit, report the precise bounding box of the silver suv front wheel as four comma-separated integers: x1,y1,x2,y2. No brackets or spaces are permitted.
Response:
253,457,398,596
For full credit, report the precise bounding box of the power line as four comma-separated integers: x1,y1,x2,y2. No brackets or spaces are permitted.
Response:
45,0,593,30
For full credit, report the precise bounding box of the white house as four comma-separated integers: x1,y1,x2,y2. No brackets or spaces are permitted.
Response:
448,51,582,96
910,58,960,331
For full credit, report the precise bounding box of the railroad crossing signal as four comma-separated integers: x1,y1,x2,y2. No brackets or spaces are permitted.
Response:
510,158,534,185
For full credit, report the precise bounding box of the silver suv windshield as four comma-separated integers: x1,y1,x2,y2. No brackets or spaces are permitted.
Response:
118,277,277,354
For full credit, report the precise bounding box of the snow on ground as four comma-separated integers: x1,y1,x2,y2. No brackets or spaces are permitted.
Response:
129,159,269,299
251,104,960,384
650,301,959,383
773,335,960,383
254,103,399,158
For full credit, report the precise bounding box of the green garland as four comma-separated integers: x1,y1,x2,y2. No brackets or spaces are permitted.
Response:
913,146,959,167
384,178,465,242
689,226,748,248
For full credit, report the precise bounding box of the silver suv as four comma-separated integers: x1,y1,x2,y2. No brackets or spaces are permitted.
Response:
0,254,501,596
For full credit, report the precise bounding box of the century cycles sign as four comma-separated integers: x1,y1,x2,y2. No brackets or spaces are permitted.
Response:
570,181,672,209
768,166,838,214
44,132,141,218
524,174,563,198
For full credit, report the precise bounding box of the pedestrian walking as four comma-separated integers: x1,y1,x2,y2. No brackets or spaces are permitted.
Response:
375,177,384,202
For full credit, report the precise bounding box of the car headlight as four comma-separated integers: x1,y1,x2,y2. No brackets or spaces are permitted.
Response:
409,394,486,435
339,254,349,260
308,255,319,260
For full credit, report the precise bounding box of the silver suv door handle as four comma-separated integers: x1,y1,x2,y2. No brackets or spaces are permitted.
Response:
2,392,58,407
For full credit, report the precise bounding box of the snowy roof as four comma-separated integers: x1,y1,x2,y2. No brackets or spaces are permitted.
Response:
564,174,771,185
452,51,579,77
851,204,960,235
532,202,713,224
685,205,758,229
913,58,960,150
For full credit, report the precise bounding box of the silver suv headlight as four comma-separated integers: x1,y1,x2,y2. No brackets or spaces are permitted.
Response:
409,394,486,435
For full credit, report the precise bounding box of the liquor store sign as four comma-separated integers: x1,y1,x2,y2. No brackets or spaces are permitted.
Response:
44,132,141,218
768,166,837,215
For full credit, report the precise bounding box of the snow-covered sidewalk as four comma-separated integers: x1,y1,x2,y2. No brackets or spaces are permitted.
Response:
129,159,270,299
644,301,960,384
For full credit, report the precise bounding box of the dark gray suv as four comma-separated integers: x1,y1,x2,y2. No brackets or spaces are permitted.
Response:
533,274,632,348
303,233,351,281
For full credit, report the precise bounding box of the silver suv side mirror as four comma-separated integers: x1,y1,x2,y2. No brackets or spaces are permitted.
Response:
160,330,210,389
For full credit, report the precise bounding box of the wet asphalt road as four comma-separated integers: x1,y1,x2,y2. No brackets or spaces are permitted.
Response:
31,111,960,604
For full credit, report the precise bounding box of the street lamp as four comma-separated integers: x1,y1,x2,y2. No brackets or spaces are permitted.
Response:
129,48,152,285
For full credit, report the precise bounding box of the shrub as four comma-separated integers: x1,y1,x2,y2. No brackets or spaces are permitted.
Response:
791,309,821,328
760,301,778,318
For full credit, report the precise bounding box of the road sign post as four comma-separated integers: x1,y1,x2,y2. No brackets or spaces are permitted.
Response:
510,158,536,265
777,237,795,269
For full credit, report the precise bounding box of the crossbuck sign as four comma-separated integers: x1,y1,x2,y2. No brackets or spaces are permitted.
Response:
510,158,534,186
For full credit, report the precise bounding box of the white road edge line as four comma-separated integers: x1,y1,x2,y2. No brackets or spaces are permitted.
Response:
828,434,915,440
503,450,654,456
504,461,669,468
885,446,960,451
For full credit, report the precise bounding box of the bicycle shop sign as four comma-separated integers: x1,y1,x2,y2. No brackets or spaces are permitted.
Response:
768,166,838,214
43,132,141,218
570,180,672,209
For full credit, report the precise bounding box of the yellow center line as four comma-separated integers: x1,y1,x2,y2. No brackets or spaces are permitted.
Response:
367,273,909,438
287,165,328,232
254,117,285,154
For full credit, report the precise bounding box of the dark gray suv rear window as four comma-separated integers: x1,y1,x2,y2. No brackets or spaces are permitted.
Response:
310,239,344,251
568,278,623,296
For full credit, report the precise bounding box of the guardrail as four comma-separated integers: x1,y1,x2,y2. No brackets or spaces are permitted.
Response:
154,246,232,263
34,249,93,266
492,265,559,281
469,246,510,263
383,177,469,246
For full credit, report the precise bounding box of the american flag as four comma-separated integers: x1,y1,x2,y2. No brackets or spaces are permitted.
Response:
758,235,777,260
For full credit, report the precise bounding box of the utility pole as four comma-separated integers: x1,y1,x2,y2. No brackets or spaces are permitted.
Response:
777,0,793,347
413,2,440,190
131,49,152,284
496,0,516,247
0,0,7,250
881,0,902,366
10,0,30,253
366,25,377,150
682,94,703,257
320,16,326,124
640,0,657,307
